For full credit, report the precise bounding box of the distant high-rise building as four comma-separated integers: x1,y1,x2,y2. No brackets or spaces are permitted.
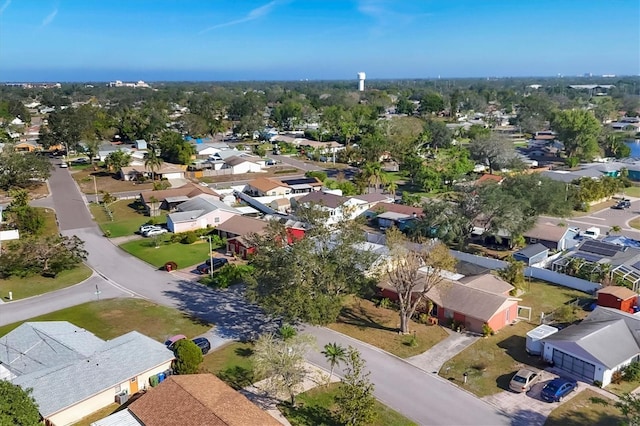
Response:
357,72,366,91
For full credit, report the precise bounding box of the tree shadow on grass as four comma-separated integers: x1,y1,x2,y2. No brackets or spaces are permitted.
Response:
278,402,338,426
235,347,254,357
497,335,547,368
337,306,397,333
217,366,254,390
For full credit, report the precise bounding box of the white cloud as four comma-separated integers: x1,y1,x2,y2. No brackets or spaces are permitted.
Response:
357,0,429,36
0,0,11,15
200,0,284,34
41,8,58,27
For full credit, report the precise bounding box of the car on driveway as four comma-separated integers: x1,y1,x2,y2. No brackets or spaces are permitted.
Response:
139,224,162,234
60,162,68,168
192,337,211,355
143,227,168,237
540,377,578,402
197,257,229,274
164,334,186,348
509,369,540,393
612,199,631,209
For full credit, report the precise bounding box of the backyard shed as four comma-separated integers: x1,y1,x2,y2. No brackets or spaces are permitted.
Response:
597,286,638,313
526,324,559,355
513,243,549,266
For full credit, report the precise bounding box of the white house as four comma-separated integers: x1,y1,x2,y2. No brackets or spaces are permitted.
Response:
542,306,640,386
293,191,369,225
0,322,174,426
166,194,240,233
223,156,263,174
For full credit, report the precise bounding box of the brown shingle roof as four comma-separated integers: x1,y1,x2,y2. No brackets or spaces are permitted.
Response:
215,215,268,237
476,174,504,184
127,374,280,426
597,286,637,300
370,202,423,217
247,177,289,193
297,191,348,209
140,182,218,204
523,222,569,243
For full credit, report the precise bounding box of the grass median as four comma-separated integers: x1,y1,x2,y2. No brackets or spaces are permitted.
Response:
0,265,93,301
119,236,216,269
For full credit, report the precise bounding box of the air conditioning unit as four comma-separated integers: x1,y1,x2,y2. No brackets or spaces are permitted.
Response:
115,393,129,405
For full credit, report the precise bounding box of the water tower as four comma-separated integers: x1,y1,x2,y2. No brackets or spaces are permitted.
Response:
357,72,366,91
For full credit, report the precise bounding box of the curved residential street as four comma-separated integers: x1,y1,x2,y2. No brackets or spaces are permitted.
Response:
2,164,510,426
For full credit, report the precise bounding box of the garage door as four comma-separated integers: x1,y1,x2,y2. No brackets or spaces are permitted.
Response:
552,349,596,381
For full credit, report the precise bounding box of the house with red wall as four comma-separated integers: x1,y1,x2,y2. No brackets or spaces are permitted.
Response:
379,273,519,334
597,286,638,313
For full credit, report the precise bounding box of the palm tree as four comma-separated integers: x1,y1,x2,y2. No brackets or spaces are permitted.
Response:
363,162,384,193
321,342,346,383
386,180,398,197
144,146,163,181
278,324,297,341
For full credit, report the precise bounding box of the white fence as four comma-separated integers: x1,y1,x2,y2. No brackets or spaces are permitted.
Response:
451,249,600,294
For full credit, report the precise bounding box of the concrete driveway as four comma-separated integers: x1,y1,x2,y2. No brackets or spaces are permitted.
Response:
482,369,583,426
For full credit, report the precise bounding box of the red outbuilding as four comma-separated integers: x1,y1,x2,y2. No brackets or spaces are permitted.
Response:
597,286,638,313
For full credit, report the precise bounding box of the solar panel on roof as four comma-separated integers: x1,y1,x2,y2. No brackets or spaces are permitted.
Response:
580,240,623,257
572,252,604,263
281,178,318,186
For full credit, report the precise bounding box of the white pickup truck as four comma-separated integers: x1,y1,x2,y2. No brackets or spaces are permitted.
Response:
579,227,601,239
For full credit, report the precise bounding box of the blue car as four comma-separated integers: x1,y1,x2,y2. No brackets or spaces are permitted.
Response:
541,377,578,402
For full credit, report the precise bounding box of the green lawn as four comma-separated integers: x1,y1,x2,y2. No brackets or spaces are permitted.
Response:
440,281,592,397
0,265,93,301
328,296,449,358
623,186,640,198
90,200,166,238
119,236,218,269
279,383,416,426
38,207,60,237
201,341,258,389
544,389,623,426
0,298,212,341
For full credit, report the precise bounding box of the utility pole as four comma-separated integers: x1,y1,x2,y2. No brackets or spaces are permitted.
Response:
200,235,213,279
93,175,98,203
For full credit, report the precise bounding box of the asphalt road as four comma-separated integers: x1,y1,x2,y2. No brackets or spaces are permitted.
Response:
2,160,510,425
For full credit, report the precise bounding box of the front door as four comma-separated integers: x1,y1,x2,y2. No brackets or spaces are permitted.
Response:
130,377,139,394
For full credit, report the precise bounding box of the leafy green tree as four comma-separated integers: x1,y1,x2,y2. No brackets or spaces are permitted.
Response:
104,150,132,173
246,220,376,325
0,381,41,426
253,331,315,406
617,392,640,424
419,92,445,114
271,101,303,131
335,347,377,426
395,96,416,115
11,206,45,236
385,228,457,334
321,342,346,383
423,119,452,150
0,149,52,190
498,257,526,293
172,339,203,374
465,124,491,140
157,132,195,165
551,109,601,160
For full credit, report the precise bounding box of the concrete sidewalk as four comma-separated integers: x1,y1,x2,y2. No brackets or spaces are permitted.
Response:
241,362,339,425
406,329,479,374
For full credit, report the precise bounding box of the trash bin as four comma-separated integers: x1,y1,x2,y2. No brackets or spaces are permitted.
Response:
164,261,177,272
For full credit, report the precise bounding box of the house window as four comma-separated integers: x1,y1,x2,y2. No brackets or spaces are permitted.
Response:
214,217,220,223
444,309,454,319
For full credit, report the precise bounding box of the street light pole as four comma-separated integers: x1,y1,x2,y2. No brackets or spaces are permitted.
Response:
93,175,98,203
201,235,213,279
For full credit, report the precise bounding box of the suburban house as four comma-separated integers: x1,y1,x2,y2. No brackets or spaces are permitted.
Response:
597,286,638,313
279,177,323,193
215,215,268,258
269,197,291,213
350,193,395,210
0,322,174,426
139,182,219,216
246,177,292,197
523,221,580,251
475,174,505,185
93,374,280,426
366,202,424,231
13,140,40,152
223,155,263,174
425,274,520,334
134,139,148,150
542,306,640,386
293,191,367,225
513,243,550,266
166,195,241,233
120,163,186,182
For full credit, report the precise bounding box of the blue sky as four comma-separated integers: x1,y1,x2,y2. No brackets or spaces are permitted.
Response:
0,0,639,81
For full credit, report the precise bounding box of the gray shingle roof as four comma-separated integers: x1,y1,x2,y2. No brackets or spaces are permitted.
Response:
11,330,174,417
515,243,549,258
0,322,105,378
176,195,239,215
543,319,639,369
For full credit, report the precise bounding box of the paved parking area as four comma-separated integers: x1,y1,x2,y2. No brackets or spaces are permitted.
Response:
482,370,584,426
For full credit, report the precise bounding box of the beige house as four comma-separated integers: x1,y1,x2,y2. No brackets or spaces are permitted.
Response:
120,163,186,181
0,322,174,426
166,195,241,233
246,177,291,196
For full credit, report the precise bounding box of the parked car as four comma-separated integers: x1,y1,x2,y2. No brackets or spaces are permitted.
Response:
143,227,168,237
192,337,211,355
164,334,186,348
509,369,540,393
197,257,229,274
60,162,68,168
139,224,162,234
540,377,578,402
